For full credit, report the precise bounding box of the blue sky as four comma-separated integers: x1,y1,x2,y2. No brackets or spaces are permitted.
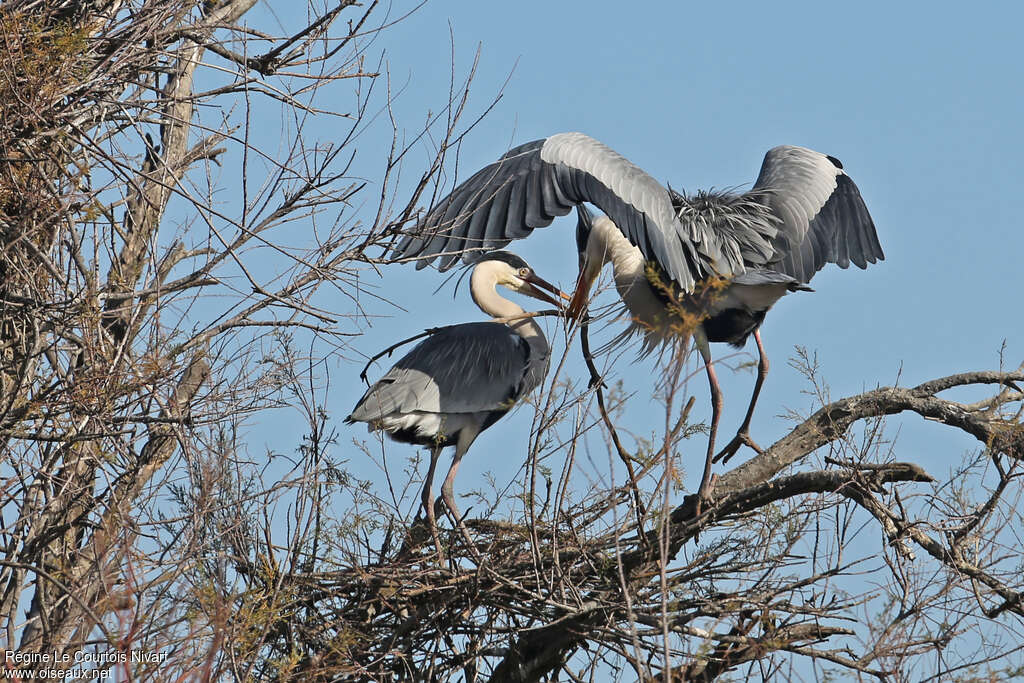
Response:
322,1,1023,501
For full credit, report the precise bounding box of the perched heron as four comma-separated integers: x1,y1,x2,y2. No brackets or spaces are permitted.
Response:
393,132,883,506
346,252,567,540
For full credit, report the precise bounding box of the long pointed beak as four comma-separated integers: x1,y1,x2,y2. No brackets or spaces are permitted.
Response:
523,273,571,309
567,267,597,321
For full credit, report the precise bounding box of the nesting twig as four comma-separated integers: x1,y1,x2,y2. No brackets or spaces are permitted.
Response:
579,314,648,529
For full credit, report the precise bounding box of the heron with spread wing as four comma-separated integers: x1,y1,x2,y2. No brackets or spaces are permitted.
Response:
393,132,883,508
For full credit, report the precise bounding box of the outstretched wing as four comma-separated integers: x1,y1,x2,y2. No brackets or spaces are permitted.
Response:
394,132,743,292
348,322,534,421
748,145,884,284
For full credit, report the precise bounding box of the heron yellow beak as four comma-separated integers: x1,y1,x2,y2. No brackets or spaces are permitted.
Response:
522,273,571,309
567,263,599,321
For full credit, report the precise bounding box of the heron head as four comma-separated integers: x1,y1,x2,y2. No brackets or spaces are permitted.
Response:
475,251,569,309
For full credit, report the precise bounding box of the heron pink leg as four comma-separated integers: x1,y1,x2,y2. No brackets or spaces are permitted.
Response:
439,427,481,558
422,444,444,556
715,329,769,464
696,339,722,515
440,452,464,524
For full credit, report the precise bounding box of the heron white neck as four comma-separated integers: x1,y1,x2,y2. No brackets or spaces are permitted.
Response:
470,261,546,344
585,214,675,353
586,215,648,289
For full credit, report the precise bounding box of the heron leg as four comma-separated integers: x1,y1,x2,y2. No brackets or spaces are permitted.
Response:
715,328,769,464
422,443,444,557
439,426,481,559
696,333,721,516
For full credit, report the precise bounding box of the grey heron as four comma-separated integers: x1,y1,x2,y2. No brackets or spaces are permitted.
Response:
393,132,883,508
346,252,567,543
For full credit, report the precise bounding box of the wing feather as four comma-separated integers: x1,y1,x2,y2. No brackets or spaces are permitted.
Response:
524,155,553,226
505,172,529,238
349,322,534,421
394,132,743,292
485,182,514,241
750,145,884,283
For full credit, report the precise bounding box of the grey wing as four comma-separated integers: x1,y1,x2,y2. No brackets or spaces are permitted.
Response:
394,132,742,291
748,145,884,284
348,322,532,421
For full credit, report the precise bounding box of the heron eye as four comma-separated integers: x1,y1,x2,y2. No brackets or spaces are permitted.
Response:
518,267,530,278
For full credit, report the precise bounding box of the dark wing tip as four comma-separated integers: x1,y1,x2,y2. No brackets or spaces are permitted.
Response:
391,137,568,270
575,204,594,255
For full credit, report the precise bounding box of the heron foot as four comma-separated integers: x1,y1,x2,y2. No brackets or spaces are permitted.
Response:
436,494,482,562
693,473,719,520
425,509,445,561
397,511,439,559
691,473,719,542
401,506,446,561
713,431,765,464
